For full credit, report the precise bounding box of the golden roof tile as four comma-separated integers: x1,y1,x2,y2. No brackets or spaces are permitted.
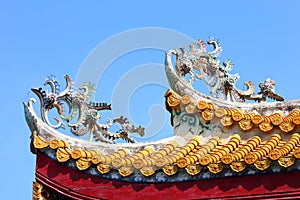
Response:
230,161,246,172
119,165,134,177
269,133,300,160
278,156,295,168
56,148,71,163
222,136,261,165
185,163,202,175
155,136,201,167
49,139,69,149
244,134,281,164
202,135,240,165
112,147,153,168
76,158,92,170
140,166,157,177
254,158,271,171
97,163,111,174
177,136,219,168
33,136,49,149
207,163,224,174
135,141,178,169
163,164,178,176
100,149,129,165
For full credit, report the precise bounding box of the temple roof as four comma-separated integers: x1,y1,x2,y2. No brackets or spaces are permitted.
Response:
24,78,300,182
25,38,300,184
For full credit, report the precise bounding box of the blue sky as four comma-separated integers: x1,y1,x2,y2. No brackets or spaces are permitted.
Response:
1,1,300,199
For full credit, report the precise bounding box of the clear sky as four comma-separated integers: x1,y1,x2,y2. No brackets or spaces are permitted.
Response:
1,1,300,199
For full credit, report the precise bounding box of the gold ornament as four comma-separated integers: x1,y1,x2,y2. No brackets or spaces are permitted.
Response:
97,163,111,174
71,149,83,159
269,149,281,160
207,163,224,174
244,154,257,164
133,159,145,169
270,114,283,126
197,100,207,110
140,166,156,177
220,116,233,126
92,154,102,164
221,155,233,165
76,158,91,170
185,164,202,175
176,157,188,168
33,182,49,200
259,122,273,132
232,109,243,121
33,136,49,149
163,164,178,176
112,158,125,168
50,139,68,149
202,109,214,121
278,156,295,168
119,165,134,177
239,119,253,131
199,156,211,166
292,115,300,125
155,157,167,167
166,92,180,108
254,158,271,171
251,114,263,125
56,148,71,162
230,161,246,172
49,139,60,149
293,148,300,159
279,122,294,133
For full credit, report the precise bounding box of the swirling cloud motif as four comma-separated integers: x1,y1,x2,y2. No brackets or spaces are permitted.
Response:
75,27,194,140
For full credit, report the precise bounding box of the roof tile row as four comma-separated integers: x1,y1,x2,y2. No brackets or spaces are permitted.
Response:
32,132,300,177
165,90,300,133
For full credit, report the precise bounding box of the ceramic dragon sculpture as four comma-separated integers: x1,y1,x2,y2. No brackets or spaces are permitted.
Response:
166,38,284,102
31,75,145,143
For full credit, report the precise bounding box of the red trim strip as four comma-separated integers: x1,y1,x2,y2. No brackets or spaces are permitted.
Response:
35,152,300,199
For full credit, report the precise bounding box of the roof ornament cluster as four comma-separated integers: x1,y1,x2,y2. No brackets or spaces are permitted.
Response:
167,38,284,102
31,75,145,143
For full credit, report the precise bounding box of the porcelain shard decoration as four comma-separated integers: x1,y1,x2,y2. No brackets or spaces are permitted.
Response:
165,38,284,103
29,75,145,143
